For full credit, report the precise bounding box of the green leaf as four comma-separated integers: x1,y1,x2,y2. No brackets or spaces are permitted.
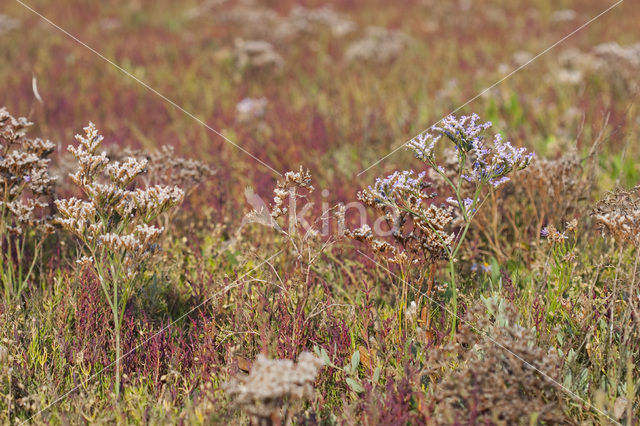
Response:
373,366,381,383
346,377,364,393
313,345,332,367
351,350,360,373
321,349,332,367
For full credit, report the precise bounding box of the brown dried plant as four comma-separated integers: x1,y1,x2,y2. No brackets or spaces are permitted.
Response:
592,185,640,358
593,185,640,248
430,301,566,424
245,166,322,270
223,352,323,425
55,123,184,399
116,145,215,231
245,167,333,305
0,107,56,302
118,145,215,197
464,150,593,262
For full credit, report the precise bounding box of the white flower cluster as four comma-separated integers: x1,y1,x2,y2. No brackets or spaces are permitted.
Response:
55,123,184,275
224,352,323,420
345,26,408,64
0,14,20,36
0,107,56,232
234,39,284,72
210,4,354,42
270,166,314,220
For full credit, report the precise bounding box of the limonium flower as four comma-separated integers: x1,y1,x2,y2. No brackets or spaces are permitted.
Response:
360,113,535,337
408,114,534,190
55,122,184,399
446,196,476,211
540,225,569,244
368,170,427,204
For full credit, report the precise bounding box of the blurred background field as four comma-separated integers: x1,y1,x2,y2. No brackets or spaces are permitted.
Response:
2,0,639,200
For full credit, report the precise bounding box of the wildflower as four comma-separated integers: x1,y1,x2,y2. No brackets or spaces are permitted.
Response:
353,170,454,264
1,107,56,300
541,225,568,244
0,14,20,36
562,250,576,263
471,262,491,273
289,5,355,37
367,170,426,205
114,144,215,197
446,196,476,211
224,352,323,423
551,9,577,23
359,113,535,336
409,114,534,190
236,97,267,122
593,186,640,247
345,26,408,64
405,300,418,321
55,122,184,399
234,39,284,72
76,256,94,267
270,166,314,220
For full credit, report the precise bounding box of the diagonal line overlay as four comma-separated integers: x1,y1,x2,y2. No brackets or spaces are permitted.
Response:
20,250,283,424
14,0,282,177
357,0,624,176
357,250,621,425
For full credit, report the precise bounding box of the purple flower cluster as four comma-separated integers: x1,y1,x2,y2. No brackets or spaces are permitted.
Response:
541,226,568,240
471,262,492,273
461,133,535,188
434,113,493,152
408,114,493,161
407,132,441,162
369,170,426,204
446,196,475,211
408,113,534,189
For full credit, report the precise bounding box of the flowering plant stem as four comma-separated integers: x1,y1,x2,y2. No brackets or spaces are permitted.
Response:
87,243,136,400
55,123,184,400
365,114,533,338
403,154,485,338
0,204,43,303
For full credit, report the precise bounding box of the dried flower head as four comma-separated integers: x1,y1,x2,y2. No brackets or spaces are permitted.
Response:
270,166,314,221
431,303,565,424
56,123,184,268
593,185,640,247
236,97,268,123
350,170,454,264
234,39,284,72
540,224,569,245
224,352,323,423
212,3,354,42
0,107,56,233
288,5,355,37
0,14,20,36
112,145,215,197
54,122,184,398
345,26,408,64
